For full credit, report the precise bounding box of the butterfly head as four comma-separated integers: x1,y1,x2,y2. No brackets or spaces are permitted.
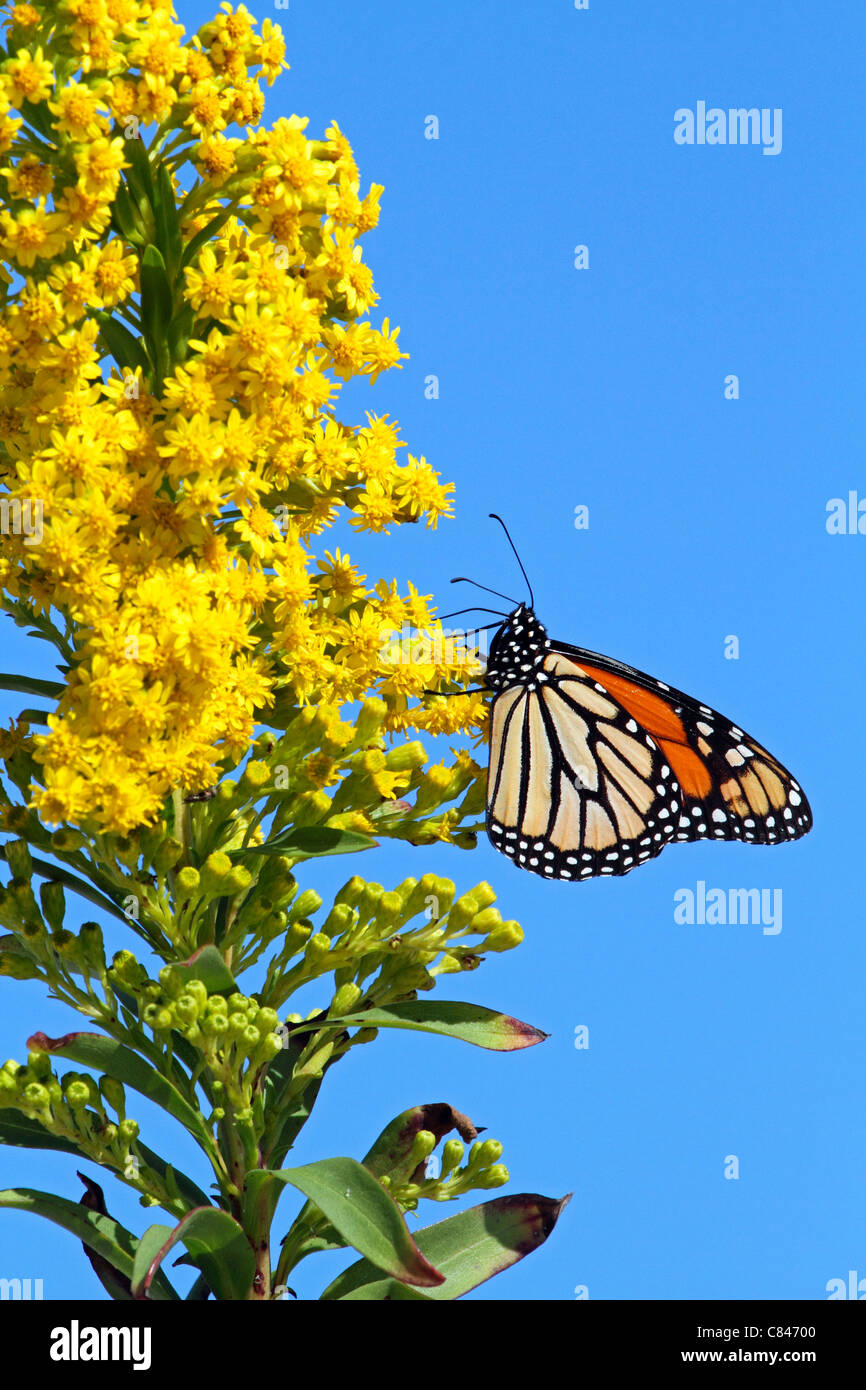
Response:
486,604,550,691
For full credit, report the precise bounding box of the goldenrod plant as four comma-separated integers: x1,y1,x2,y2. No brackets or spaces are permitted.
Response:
0,1,566,1299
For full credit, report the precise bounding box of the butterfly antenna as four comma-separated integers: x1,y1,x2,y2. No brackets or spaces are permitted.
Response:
489,513,535,609
449,577,519,606
437,606,508,622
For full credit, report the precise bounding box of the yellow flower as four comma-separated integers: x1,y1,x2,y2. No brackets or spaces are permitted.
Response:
2,46,53,107
1,153,53,200
393,455,454,529
364,318,407,384
0,202,68,266
49,81,110,140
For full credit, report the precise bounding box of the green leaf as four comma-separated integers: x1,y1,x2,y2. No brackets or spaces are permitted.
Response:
0,1110,85,1156
238,826,377,860
17,708,51,725
172,944,236,995
132,1207,255,1301
336,1279,436,1301
94,310,150,375
0,1187,178,1300
181,205,234,269
0,672,64,698
293,1001,549,1052
243,1158,444,1289
26,1032,218,1161
109,180,146,246
139,244,173,354
153,161,183,279
260,1026,334,1165
321,1192,571,1300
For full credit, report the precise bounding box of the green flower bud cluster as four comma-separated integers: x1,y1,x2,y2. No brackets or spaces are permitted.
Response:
262,872,523,1013
108,952,284,1099
0,1053,142,1184
379,1131,509,1212
0,869,107,982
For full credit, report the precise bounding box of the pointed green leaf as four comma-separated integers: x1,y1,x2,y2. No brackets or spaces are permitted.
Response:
0,1187,178,1300
0,672,64,698
153,161,183,278
140,244,173,345
95,310,150,374
239,826,377,860
291,1001,548,1052
321,1192,571,1300
134,1207,254,1301
243,1157,444,1288
181,205,234,268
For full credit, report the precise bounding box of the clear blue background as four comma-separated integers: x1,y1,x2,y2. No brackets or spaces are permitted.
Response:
2,0,864,1301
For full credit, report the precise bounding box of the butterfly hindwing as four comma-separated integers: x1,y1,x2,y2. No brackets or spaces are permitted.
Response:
560,642,812,849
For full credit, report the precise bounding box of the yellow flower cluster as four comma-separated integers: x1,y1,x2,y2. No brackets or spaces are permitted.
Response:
0,1,485,833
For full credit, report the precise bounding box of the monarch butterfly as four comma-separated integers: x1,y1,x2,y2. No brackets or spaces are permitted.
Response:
448,517,812,882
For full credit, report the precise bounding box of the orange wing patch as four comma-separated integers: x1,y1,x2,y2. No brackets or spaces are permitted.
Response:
576,664,687,743
576,662,714,798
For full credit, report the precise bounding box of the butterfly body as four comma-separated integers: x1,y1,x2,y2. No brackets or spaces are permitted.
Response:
484,603,812,881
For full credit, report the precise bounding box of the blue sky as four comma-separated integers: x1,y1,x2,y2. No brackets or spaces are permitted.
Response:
2,0,865,1300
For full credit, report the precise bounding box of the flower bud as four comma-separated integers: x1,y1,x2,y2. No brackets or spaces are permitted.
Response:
330,982,361,1016
78,921,105,970
289,889,323,923
51,928,77,959
50,827,86,853
253,1007,279,1034
99,1077,126,1118
409,1129,437,1165
64,1080,91,1110
445,892,480,933
304,932,330,965
384,741,426,772
477,1164,509,1189
38,881,65,933
440,1139,464,1175
334,876,365,908
374,891,402,927
320,902,355,938
466,907,502,935
352,697,387,747
176,866,200,893
200,851,232,891
4,840,31,879
484,921,524,953
283,921,312,953
152,837,183,873
22,1082,50,1110
242,760,271,790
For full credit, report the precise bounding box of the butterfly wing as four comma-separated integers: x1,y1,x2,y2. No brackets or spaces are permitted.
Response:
486,643,812,881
